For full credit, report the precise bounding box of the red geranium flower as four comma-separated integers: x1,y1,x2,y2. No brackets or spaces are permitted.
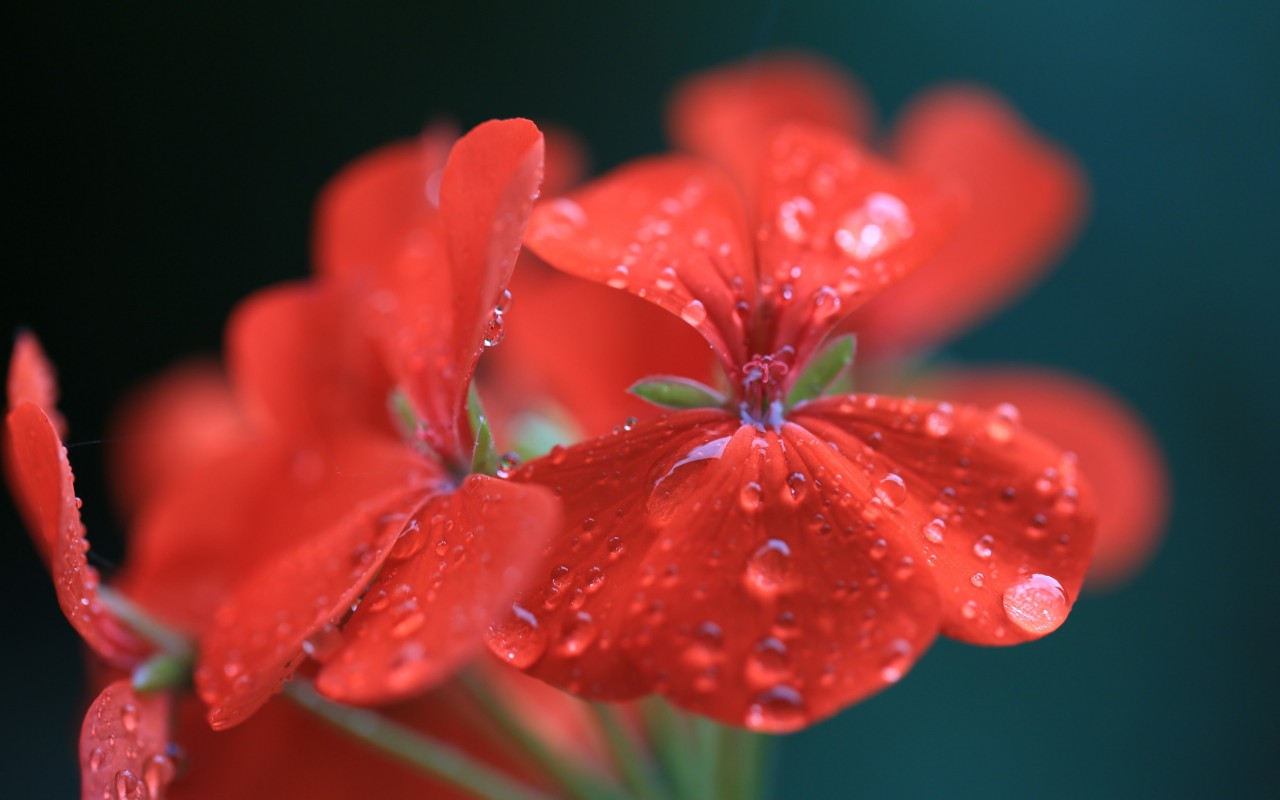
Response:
496,118,1096,732
668,54,1168,585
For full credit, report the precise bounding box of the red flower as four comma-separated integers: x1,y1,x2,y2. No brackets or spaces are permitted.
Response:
502,120,1096,732
668,54,1168,585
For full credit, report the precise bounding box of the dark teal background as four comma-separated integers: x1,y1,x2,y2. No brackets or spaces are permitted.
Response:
3,1,1276,796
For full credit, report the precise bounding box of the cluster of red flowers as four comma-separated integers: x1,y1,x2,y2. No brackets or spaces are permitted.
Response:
5,55,1167,799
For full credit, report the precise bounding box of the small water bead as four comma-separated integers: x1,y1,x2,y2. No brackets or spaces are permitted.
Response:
875,473,908,508
810,285,842,322
88,747,106,772
391,609,426,638
114,769,143,800
680,299,708,325
584,565,605,592
142,753,176,798
880,638,913,683
746,637,791,685
607,536,626,559
119,703,140,734
784,472,808,503
746,685,807,732
971,572,985,588
986,402,1021,443
925,403,955,437
923,518,947,544
961,600,979,620
655,266,678,291
1002,574,1069,636
838,266,863,296
868,538,889,560
739,481,764,512
302,623,344,661
482,312,505,348
555,611,598,656
485,603,547,668
606,264,630,289
745,539,793,597
494,289,513,315
972,535,994,559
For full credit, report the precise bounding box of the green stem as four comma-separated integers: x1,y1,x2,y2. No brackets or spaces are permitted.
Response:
98,586,192,659
689,716,724,800
591,703,672,800
722,728,769,800
284,682,554,800
639,699,700,800
458,672,625,800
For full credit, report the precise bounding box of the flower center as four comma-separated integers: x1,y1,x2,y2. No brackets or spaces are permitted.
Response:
739,347,794,428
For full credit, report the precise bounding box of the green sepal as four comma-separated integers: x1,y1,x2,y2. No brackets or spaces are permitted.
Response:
468,384,499,476
786,334,856,407
132,652,192,693
629,376,727,410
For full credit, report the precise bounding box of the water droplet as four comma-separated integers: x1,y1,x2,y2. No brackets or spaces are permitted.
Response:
655,266,677,291
391,609,426,638
142,753,176,797
987,403,1021,443
302,623,344,662
482,312,506,347
485,603,547,668
584,565,605,592
88,747,106,772
745,685,807,732
494,288,513,314
739,481,763,512
606,264,630,289
868,538,889,560
875,473,907,508
880,638,913,683
745,539,792,597
961,600,979,620
555,611,597,656
776,196,816,242
746,637,790,686
810,286,842,322
971,572,985,588
925,403,954,437
607,536,626,559
114,769,143,800
680,299,707,325
972,535,994,559
834,193,913,260
1002,574,1069,636
784,472,808,503
923,518,946,544
119,703,139,734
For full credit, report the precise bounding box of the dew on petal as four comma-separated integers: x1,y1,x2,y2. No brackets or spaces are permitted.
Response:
925,403,955,437
555,611,598,656
302,623,344,662
142,753,176,798
745,685,807,732
739,481,764,512
880,638,913,684
485,602,547,668
1002,574,1070,636
119,703,139,734
875,473,907,508
680,299,708,326
834,192,913,261
744,539,792,598
606,264,630,289
986,402,1021,443
923,518,947,544
973,535,994,559
745,637,791,686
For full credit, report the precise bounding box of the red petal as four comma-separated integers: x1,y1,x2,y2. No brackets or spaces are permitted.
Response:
316,477,560,704
755,125,961,369
488,259,717,439
374,119,545,465
108,361,250,520
852,87,1086,360
525,157,755,373
912,367,1167,589
542,123,590,197
227,282,392,441
793,394,1096,644
80,680,174,800
195,483,427,729
6,330,65,436
667,53,875,196
312,124,456,281
510,414,940,731
6,402,148,664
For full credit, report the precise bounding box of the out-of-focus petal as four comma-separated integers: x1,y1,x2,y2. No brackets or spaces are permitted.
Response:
6,402,148,665
508,413,940,731
667,53,874,195
542,124,590,197
108,361,251,520
526,157,756,373
312,124,456,282
488,261,716,439
7,330,65,436
80,680,174,800
755,125,961,369
795,394,1096,644
851,87,1086,360
912,367,1168,589
375,119,544,465
195,484,427,729
316,477,560,704
227,282,392,441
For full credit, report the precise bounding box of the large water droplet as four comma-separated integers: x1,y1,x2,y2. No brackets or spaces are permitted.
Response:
739,481,764,512
555,611,598,656
482,312,506,348
485,603,547,668
680,299,708,325
745,685,806,732
142,753,176,798
923,518,946,544
972,535,994,559
987,403,1021,443
875,473,907,508
1002,574,1069,636
114,769,143,800
745,637,790,686
745,539,792,597
606,264,630,289
784,472,808,503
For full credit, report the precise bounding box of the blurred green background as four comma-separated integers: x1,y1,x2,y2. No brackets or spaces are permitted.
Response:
3,1,1276,796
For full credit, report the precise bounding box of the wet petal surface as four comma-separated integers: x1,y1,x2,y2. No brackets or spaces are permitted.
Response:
80,679,173,800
